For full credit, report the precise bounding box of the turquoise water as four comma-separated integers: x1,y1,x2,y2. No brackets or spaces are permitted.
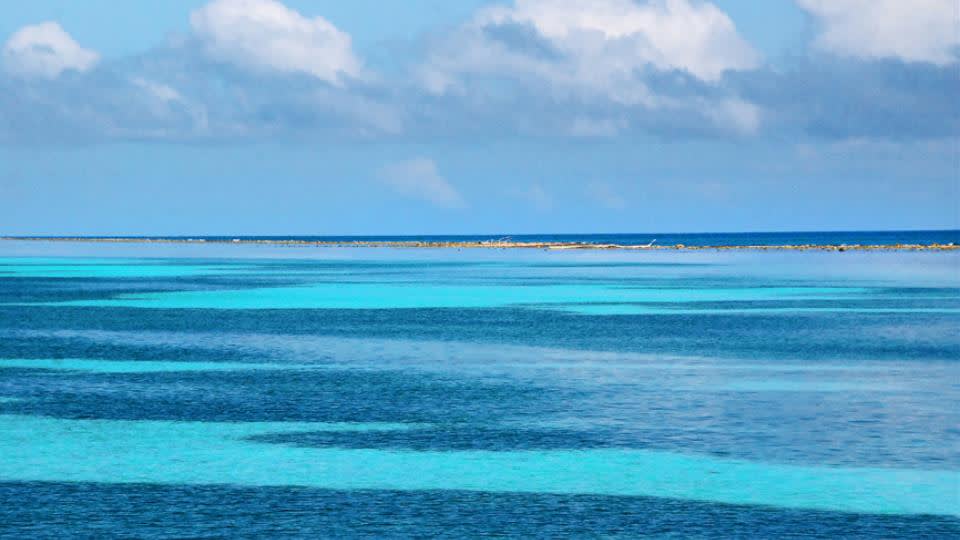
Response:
42,283,869,310
0,415,955,516
0,242,958,536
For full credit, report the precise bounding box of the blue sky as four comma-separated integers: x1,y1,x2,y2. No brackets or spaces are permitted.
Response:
1,0,957,235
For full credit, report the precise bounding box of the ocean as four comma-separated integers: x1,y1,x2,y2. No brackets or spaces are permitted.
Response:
0,238,957,537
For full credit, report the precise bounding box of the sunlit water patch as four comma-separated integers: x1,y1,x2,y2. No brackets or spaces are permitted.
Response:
31,283,872,311
0,414,956,516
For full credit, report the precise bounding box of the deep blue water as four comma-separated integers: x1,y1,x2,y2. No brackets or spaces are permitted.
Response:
14,229,960,246
0,241,958,537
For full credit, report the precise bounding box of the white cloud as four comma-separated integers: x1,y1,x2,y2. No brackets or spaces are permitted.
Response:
586,181,627,210
2,22,99,79
377,158,466,208
798,0,959,65
420,0,760,103
190,0,362,84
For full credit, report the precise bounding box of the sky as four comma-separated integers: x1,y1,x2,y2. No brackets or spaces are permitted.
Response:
0,0,957,235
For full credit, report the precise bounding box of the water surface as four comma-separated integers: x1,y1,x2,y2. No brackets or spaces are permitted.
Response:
1,241,957,537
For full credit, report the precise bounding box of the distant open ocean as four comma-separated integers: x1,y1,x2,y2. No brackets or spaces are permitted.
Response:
14,229,960,246
0,236,957,537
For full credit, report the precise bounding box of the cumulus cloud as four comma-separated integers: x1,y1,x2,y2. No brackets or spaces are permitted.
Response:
415,0,763,136
2,22,99,79
377,158,466,208
420,0,760,103
798,0,959,65
190,0,362,84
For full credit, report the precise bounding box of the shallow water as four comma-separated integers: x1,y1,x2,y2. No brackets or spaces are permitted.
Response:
0,241,958,537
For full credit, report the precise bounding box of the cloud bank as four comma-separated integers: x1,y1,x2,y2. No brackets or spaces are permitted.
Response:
0,0,956,143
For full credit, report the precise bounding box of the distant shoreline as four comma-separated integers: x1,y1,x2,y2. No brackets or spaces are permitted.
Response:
2,237,957,252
